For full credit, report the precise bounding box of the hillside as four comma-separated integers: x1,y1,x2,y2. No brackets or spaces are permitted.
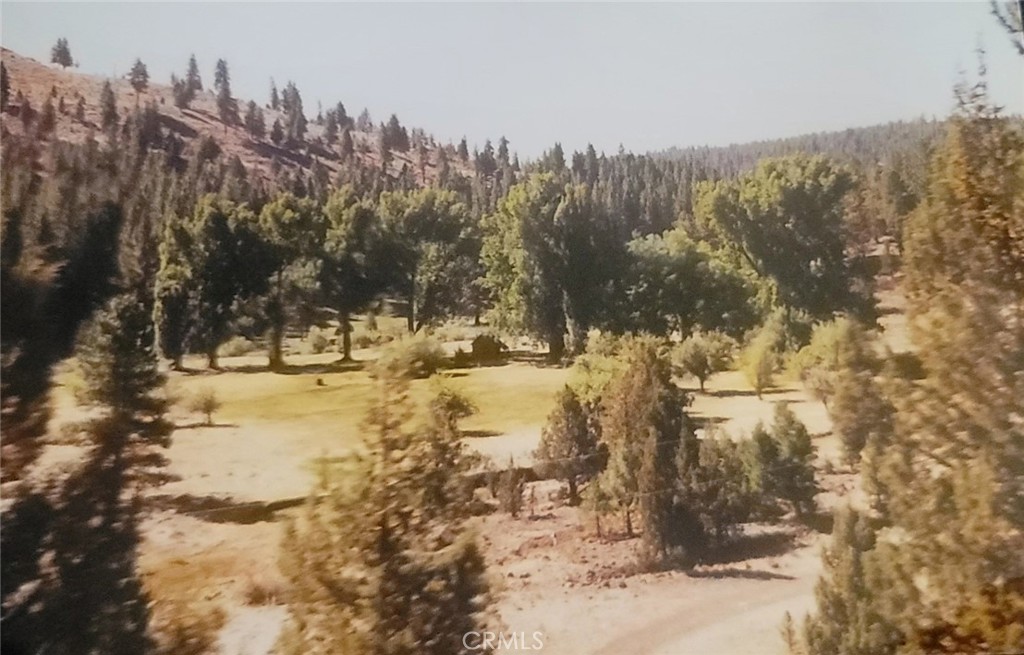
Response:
653,119,947,176
0,47,472,186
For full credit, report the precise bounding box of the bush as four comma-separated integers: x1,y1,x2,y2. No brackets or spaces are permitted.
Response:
496,457,525,517
242,573,285,606
306,326,330,354
372,333,448,379
187,387,221,426
220,335,257,358
470,333,508,363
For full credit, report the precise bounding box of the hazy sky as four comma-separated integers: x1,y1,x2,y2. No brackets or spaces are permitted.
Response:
2,2,1022,157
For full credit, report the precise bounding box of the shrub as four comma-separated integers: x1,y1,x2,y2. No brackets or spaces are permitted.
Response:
187,387,221,426
242,573,285,606
306,326,330,354
496,457,525,517
470,333,508,363
372,333,448,379
220,335,258,357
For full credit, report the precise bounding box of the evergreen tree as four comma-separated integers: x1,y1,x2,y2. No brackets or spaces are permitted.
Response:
213,59,238,126
128,59,148,107
340,128,355,159
457,137,469,162
244,100,265,140
828,322,892,464
356,107,371,131
278,366,490,655
324,109,338,144
51,37,73,68
802,82,1024,655
38,97,56,135
186,53,203,92
270,118,284,146
1,62,9,110
534,386,601,505
269,78,279,109
100,80,118,130
74,293,167,424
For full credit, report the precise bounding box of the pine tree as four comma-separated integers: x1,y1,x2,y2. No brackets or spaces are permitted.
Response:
324,109,338,144
269,78,279,109
457,137,469,162
828,322,892,464
74,95,85,121
213,59,238,126
802,80,1024,655
128,59,148,107
75,293,167,425
244,100,265,140
51,37,73,68
356,107,371,131
270,118,284,146
340,128,354,159
278,367,490,655
186,53,203,92
100,80,118,130
38,97,56,135
534,386,600,505
1,62,9,110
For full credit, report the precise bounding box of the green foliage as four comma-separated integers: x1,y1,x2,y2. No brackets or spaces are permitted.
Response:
496,457,526,518
625,228,760,338
482,174,623,359
75,293,166,424
828,323,892,464
373,333,448,379
593,337,696,565
743,404,817,517
534,386,601,505
129,59,149,98
213,59,238,125
696,155,860,318
51,37,72,68
673,330,736,391
378,187,479,332
678,432,756,548
278,367,489,655
803,86,1024,654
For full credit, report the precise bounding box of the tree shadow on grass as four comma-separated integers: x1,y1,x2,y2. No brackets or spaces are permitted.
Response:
706,388,790,399
222,359,365,376
462,429,502,439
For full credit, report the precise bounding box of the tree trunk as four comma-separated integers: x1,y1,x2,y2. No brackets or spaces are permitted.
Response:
568,478,579,506
547,334,565,363
340,312,353,361
207,349,219,370
268,270,285,371
624,508,633,537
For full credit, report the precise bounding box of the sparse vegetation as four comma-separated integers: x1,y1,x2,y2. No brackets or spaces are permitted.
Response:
187,387,221,426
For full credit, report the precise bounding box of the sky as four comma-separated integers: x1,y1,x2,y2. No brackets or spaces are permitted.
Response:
2,2,1022,158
